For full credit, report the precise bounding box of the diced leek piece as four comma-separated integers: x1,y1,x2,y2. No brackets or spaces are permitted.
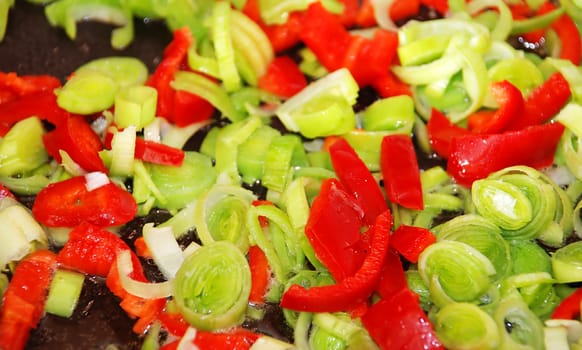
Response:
74,56,148,87
276,68,358,137
173,241,251,331
44,0,134,49
44,269,85,318
149,152,216,211
250,335,295,350
362,95,415,132
0,117,48,177
262,134,307,192
114,85,157,129
552,241,582,283
57,71,119,114
142,223,184,279
237,125,281,184
109,125,136,177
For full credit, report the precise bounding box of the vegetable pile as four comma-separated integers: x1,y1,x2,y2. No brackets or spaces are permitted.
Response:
2,0,582,349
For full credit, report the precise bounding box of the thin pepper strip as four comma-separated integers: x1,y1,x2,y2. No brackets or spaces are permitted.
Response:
426,108,469,159
539,2,581,65
551,287,582,319
280,209,392,313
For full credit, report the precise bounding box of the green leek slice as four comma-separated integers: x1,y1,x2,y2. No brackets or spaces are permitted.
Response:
173,241,251,331
44,269,85,318
434,302,500,349
552,241,582,283
0,117,48,177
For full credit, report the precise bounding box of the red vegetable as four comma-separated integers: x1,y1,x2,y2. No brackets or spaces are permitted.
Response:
467,80,524,134
370,71,412,98
0,90,68,128
390,225,437,263
172,89,215,127
161,327,261,350
506,72,572,130
258,56,307,98
539,2,581,65
427,108,470,159
551,287,582,319
375,248,408,298
355,0,377,28
419,0,449,15
390,0,421,21
0,72,61,105
0,250,58,350
104,129,185,167
329,138,388,226
248,245,271,304
281,209,392,312
43,114,107,173
0,183,15,200
32,175,137,227
304,178,367,282
447,122,565,186
361,288,444,350
380,134,424,210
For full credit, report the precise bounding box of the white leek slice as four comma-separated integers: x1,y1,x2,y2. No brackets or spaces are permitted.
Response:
109,125,137,177
142,223,184,280
116,249,173,299
370,0,397,31
84,171,110,191
0,202,47,267
177,327,199,350
250,336,295,350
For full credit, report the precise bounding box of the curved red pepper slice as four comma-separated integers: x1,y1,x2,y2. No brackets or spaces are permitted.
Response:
281,209,392,312
0,90,68,128
539,2,581,65
161,327,261,350
0,250,58,350
305,178,367,282
506,72,572,130
447,122,565,187
329,138,388,226
361,288,444,350
426,108,469,159
381,134,424,210
0,72,61,105
32,175,137,227
468,80,524,134
248,245,270,304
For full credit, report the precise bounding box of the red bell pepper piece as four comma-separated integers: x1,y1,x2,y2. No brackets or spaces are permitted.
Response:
426,108,470,159
0,250,58,350
551,287,582,319
281,209,392,312
32,174,137,227
390,225,437,263
0,90,68,128
468,80,525,134
370,71,412,98
305,178,367,282
390,0,421,21
380,134,424,210
375,248,408,298
57,222,139,277
0,72,61,104
539,2,581,65
134,139,185,166
172,89,215,127
361,288,444,350
506,72,571,130
258,56,307,98
248,245,271,304
447,122,565,186
43,114,107,173
161,327,261,350
336,0,360,27
355,0,377,28
329,138,388,226
158,309,190,337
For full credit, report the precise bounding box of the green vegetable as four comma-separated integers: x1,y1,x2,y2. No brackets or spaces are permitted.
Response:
44,269,85,318
173,240,251,331
0,117,48,177
434,302,500,349
114,85,158,129
57,71,119,114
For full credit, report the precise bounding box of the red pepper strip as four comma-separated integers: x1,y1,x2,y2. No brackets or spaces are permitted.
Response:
172,89,215,127
390,225,437,263
248,245,271,304
258,56,308,98
370,71,413,98
300,2,353,72
539,2,581,65
381,134,424,210
147,27,192,122
551,287,582,319
0,90,68,128
0,72,61,103
32,175,138,227
242,0,303,53
361,288,445,350
161,328,261,350
419,0,449,15
447,122,565,187
506,72,572,130
0,250,58,350
426,108,470,159
281,210,392,313
390,0,421,21
336,0,359,27
0,183,16,200
330,138,389,226
57,222,139,277
304,178,367,282
43,114,108,173
135,139,185,166
375,248,408,298
468,80,525,134
355,0,377,28
158,309,190,337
